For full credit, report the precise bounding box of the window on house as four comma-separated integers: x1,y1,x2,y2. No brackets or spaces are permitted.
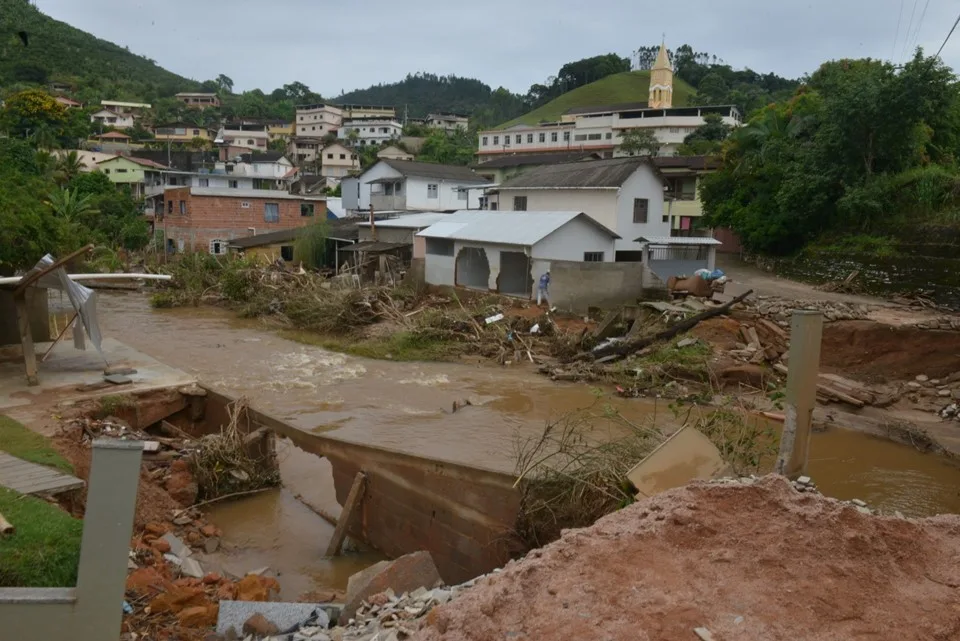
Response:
587,133,602,140
168,200,173,213
209,239,226,255
179,200,186,214
482,136,489,145
574,134,587,141
116,168,128,173
301,203,315,217
426,238,454,256
493,136,499,144
457,188,467,201
583,252,604,262
551,132,558,142
515,134,522,144
193,129,200,135
669,127,681,134
339,154,346,159
327,153,333,159
563,131,570,141
605,132,612,139
104,169,111,174
633,198,649,223
241,201,250,209
513,196,527,211
490,200,498,210
199,178,209,187
280,245,294,261
264,202,280,222
538,133,545,143
662,214,670,223
527,134,533,143
427,184,438,198
229,180,238,188
504,136,511,146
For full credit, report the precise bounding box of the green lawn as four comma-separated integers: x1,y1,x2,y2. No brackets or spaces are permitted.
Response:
0,415,73,473
0,416,82,587
501,71,698,127
279,329,462,362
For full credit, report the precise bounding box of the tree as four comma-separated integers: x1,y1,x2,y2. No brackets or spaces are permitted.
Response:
189,136,211,151
618,128,661,156
54,151,83,185
678,113,732,156
46,188,99,223
0,89,67,140
282,81,313,102
268,138,288,152
417,129,476,165
215,74,234,94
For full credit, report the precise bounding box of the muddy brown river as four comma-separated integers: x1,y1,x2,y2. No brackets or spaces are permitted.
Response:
96,293,960,592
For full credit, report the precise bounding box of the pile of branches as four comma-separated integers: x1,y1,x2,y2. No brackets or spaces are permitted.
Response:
189,398,280,501
512,404,665,548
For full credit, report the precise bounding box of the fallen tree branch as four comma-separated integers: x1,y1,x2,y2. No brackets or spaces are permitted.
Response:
573,290,754,363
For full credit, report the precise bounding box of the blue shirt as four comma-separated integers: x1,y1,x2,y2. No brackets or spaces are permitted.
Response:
539,273,550,289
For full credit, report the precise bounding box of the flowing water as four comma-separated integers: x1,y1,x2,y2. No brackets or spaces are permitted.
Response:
95,293,960,589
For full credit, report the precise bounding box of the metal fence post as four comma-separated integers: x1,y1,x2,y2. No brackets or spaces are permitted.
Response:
775,310,823,478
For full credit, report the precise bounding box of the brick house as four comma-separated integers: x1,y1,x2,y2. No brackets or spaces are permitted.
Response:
160,187,327,255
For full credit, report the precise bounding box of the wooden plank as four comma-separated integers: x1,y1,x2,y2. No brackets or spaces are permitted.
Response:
0,452,84,496
325,471,366,557
17,478,84,495
15,296,38,386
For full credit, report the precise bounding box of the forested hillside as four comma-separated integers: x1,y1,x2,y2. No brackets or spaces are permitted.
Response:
0,0,197,103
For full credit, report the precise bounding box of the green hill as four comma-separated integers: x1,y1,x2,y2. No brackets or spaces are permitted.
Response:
501,71,697,127
0,0,197,102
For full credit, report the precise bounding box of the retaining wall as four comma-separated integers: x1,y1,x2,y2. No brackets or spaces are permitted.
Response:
549,260,664,314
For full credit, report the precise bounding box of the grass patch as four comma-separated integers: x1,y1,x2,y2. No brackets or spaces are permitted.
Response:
607,339,712,390
280,330,462,362
805,234,900,258
96,394,135,418
0,416,72,473
500,70,697,126
0,487,82,587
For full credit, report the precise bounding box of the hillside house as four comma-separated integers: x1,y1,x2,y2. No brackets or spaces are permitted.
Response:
100,100,151,120
90,109,134,130
154,123,217,144
492,156,671,260
357,160,487,211
176,92,220,109
377,145,414,161
96,156,169,199
227,220,359,267
55,96,82,109
427,113,469,132
320,143,359,183
651,155,719,236
417,210,618,297
56,150,117,171
216,126,269,152
159,187,326,254
338,118,402,146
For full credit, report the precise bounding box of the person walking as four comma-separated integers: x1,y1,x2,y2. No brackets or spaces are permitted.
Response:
537,270,550,307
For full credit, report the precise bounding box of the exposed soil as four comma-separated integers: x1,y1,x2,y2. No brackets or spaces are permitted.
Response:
820,321,960,383
416,476,960,641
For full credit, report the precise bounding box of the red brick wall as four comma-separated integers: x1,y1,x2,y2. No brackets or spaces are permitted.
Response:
161,188,326,253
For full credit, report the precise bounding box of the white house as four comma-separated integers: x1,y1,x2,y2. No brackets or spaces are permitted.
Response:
338,118,402,146
377,145,414,161
216,127,269,152
357,212,449,252
296,103,343,139
356,159,487,212
427,113,469,132
90,109,135,129
492,156,670,260
417,210,618,297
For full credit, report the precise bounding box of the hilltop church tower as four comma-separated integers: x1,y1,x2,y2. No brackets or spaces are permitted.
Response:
648,40,674,109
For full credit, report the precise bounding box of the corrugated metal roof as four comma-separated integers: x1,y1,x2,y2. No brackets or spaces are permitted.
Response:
358,212,448,229
417,210,620,245
366,159,485,183
497,157,649,190
635,236,721,245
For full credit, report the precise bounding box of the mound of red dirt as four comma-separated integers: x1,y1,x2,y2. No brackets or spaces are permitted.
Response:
416,476,960,641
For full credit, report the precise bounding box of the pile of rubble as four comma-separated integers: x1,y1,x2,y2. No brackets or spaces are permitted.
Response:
747,296,875,323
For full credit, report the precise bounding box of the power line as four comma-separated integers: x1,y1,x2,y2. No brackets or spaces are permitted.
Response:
936,11,960,57
901,0,920,61
892,0,905,59
907,0,932,57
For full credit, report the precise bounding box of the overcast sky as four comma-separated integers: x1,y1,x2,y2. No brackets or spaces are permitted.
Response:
33,0,960,96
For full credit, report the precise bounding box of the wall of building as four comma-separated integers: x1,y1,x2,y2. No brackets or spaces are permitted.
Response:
358,226,415,244
548,260,658,313
162,188,323,253
424,253,455,286
614,166,671,252
407,176,483,211
494,190,618,232
341,177,361,210
99,158,146,185
532,218,616,263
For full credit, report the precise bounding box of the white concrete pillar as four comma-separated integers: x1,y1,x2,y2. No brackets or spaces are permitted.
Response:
775,311,823,478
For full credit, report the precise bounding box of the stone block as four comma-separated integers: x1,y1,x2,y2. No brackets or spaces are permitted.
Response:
339,551,441,625
217,601,330,636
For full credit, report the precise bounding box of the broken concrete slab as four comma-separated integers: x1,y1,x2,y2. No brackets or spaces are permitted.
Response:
204,536,221,554
627,426,732,498
339,551,441,625
217,600,329,637
104,366,137,377
161,532,192,559
104,374,133,385
181,557,204,579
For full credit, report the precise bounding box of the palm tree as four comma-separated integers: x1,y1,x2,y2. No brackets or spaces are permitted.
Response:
30,123,59,151
54,150,83,185
46,188,99,223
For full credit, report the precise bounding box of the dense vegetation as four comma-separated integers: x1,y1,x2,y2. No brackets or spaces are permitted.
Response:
701,51,960,255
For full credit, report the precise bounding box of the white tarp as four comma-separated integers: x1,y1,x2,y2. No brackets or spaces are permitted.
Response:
28,254,103,355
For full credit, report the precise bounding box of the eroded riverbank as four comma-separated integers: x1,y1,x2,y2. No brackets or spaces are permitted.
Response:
94,291,960,519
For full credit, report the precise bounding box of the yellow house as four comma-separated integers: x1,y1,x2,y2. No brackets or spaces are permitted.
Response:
652,156,719,234
267,121,294,141
154,123,216,144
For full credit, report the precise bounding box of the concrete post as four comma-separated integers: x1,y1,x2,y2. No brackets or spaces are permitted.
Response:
775,310,823,478
707,246,717,271
73,440,143,640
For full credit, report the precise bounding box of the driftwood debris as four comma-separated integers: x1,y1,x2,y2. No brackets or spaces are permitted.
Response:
576,290,754,362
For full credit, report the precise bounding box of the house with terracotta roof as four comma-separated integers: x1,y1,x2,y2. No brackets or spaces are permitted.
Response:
96,156,169,199
55,96,82,109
